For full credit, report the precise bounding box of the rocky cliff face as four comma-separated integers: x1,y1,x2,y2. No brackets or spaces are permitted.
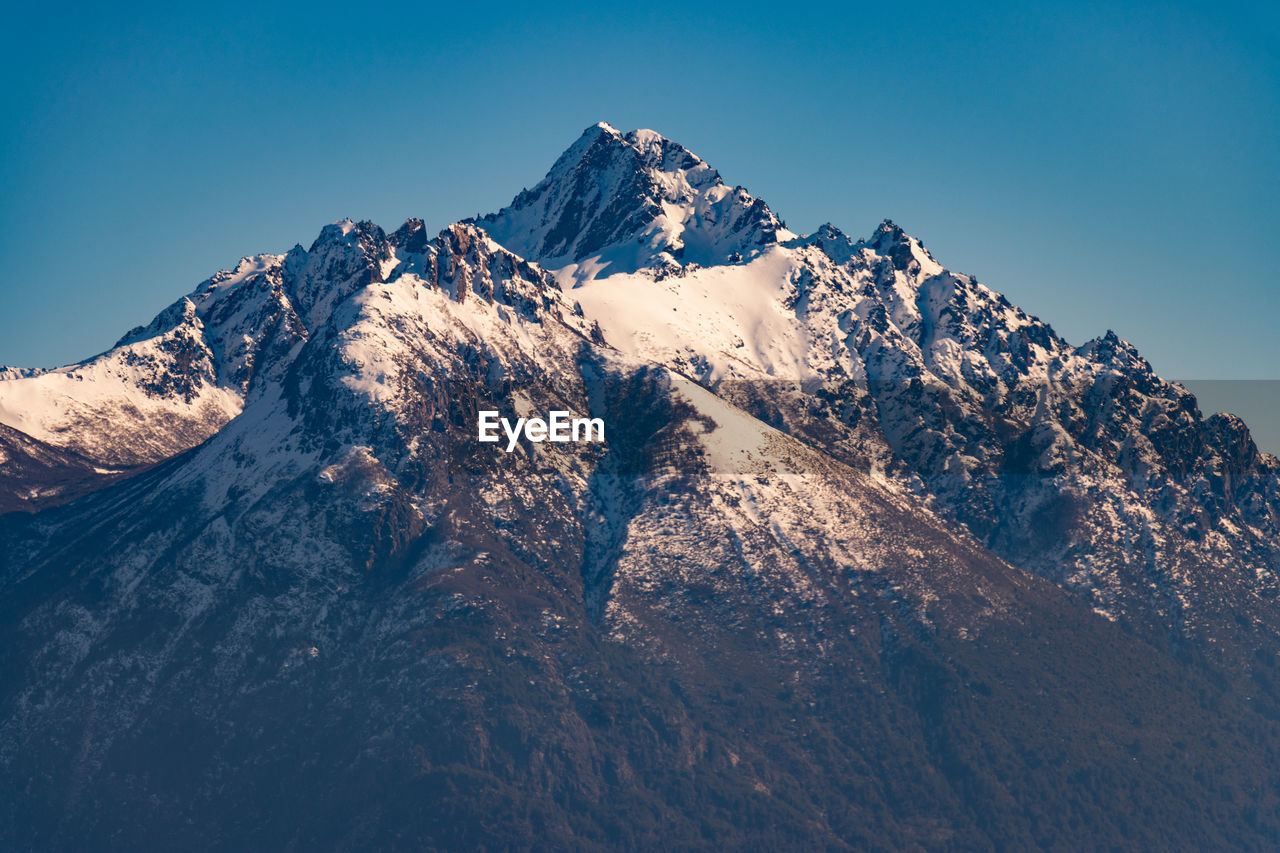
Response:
3,125,1280,849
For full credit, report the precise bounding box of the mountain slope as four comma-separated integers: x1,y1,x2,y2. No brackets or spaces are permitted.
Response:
0,423,134,514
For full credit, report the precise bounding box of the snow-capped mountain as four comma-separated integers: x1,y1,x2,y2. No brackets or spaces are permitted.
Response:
3,124,1280,849
472,127,1280,656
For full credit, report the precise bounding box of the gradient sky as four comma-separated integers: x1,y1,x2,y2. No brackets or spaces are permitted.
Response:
2,2,1278,426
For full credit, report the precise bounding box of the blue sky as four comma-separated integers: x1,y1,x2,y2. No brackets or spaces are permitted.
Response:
2,0,1277,387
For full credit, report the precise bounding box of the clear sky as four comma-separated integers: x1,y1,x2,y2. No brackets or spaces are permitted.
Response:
2,2,1277,386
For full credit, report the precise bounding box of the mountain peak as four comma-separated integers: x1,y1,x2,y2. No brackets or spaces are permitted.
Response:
868,219,942,274
791,223,864,265
1076,328,1154,374
572,121,708,173
872,218,906,241
472,125,792,278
